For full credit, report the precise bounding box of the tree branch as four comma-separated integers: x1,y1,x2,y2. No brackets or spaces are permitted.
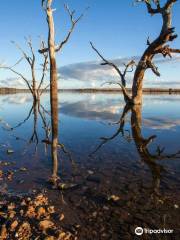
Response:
154,45,180,57
90,104,131,155
0,66,33,94
170,48,180,53
164,0,177,10
122,60,136,85
39,84,50,96
38,40,49,91
90,42,123,81
55,5,88,52
11,41,33,66
147,60,161,76
5,105,33,131
26,37,35,64
135,0,162,15
39,4,88,54
90,42,133,103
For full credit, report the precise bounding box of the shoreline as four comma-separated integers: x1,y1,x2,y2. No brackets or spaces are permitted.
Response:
1,87,180,94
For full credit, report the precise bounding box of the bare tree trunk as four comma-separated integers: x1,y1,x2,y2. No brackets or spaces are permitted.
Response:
31,66,38,102
132,67,145,105
39,1,86,181
132,0,179,104
46,5,59,180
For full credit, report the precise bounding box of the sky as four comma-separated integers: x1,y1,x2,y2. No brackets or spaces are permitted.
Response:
0,0,180,89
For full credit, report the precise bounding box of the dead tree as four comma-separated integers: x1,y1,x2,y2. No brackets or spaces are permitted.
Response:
91,0,180,105
132,0,180,104
39,0,87,181
0,38,49,102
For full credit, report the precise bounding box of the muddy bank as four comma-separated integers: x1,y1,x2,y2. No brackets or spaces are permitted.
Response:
1,158,180,240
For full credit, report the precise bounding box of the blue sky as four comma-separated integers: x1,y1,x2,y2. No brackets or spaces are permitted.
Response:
0,0,180,88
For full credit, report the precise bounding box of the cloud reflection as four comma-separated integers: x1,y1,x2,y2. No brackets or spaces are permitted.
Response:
60,94,180,130
2,95,32,105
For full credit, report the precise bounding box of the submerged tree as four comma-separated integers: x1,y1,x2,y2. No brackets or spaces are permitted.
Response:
91,103,180,196
39,0,87,181
91,0,180,105
1,38,49,102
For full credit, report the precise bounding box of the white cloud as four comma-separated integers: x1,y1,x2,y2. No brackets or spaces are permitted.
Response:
59,57,139,83
0,77,26,88
1,54,180,89
58,55,180,88
1,95,32,104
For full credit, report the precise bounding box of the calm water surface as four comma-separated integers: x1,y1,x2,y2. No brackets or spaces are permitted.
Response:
0,93,180,192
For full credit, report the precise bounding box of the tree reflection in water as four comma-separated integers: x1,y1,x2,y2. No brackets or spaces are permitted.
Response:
2,99,72,185
4,100,50,154
91,103,180,199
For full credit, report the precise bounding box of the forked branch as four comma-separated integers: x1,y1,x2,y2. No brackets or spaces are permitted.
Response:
90,104,131,155
39,3,88,54
135,0,177,15
90,42,134,103
55,5,89,52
